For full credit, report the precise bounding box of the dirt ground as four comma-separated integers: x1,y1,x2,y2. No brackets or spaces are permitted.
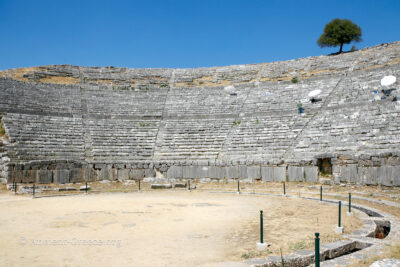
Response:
0,190,361,267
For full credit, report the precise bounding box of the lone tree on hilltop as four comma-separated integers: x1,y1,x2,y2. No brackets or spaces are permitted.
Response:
318,18,362,54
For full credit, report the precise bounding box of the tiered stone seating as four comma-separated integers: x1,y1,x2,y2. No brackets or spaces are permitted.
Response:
164,85,248,117
0,41,399,185
153,119,233,160
83,84,168,117
0,78,81,116
219,114,309,161
289,102,400,161
88,118,160,162
3,113,84,162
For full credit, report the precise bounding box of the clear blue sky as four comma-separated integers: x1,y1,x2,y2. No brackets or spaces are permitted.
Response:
1,0,399,70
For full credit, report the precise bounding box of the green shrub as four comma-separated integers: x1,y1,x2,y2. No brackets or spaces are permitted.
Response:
291,77,298,83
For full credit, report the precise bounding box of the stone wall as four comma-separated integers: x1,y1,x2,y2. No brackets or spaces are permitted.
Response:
6,153,400,186
0,42,400,185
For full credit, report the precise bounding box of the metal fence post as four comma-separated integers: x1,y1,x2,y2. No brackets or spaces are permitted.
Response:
315,232,320,267
237,179,240,193
32,183,35,198
338,201,342,227
260,210,264,244
349,193,351,213
320,185,322,201
283,182,286,195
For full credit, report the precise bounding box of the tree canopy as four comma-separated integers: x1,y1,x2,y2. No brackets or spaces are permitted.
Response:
318,18,362,53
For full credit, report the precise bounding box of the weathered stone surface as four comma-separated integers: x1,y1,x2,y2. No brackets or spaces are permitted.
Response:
226,166,239,179
334,164,358,184
80,185,91,191
261,167,274,182
2,42,400,186
117,169,129,181
37,170,53,183
173,182,186,188
130,169,145,179
370,258,400,267
358,167,379,185
150,183,172,189
54,169,71,184
273,167,286,182
247,166,261,179
304,166,318,182
288,166,304,182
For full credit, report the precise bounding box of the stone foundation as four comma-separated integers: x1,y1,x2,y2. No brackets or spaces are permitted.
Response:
6,153,400,186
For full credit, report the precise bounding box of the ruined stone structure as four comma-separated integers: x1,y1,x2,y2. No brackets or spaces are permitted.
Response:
0,42,399,185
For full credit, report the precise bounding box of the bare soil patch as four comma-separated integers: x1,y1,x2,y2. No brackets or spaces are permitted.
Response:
0,191,361,266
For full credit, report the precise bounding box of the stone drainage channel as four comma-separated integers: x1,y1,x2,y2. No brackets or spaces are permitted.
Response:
204,191,397,267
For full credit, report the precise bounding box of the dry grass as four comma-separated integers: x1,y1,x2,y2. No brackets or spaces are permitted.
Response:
37,76,79,84
0,67,42,82
174,76,232,88
346,242,400,267
0,117,6,139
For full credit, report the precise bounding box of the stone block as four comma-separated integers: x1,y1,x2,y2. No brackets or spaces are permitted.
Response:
288,166,304,182
226,166,239,179
335,165,358,184
167,166,183,179
261,167,274,182
378,166,398,186
117,169,129,181
239,166,247,179
358,167,379,185
182,166,194,178
216,167,226,179
174,183,186,188
273,167,286,182
130,169,145,179
84,166,96,182
37,170,53,184
151,184,172,189
55,169,71,184
208,166,218,179
71,168,83,183
196,166,209,178
304,166,318,182
98,165,110,180
23,170,36,183
247,166,261,179
144,168,156,178
393,166,400,186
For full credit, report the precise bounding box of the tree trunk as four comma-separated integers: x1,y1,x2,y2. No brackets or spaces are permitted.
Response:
339,43,343,53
